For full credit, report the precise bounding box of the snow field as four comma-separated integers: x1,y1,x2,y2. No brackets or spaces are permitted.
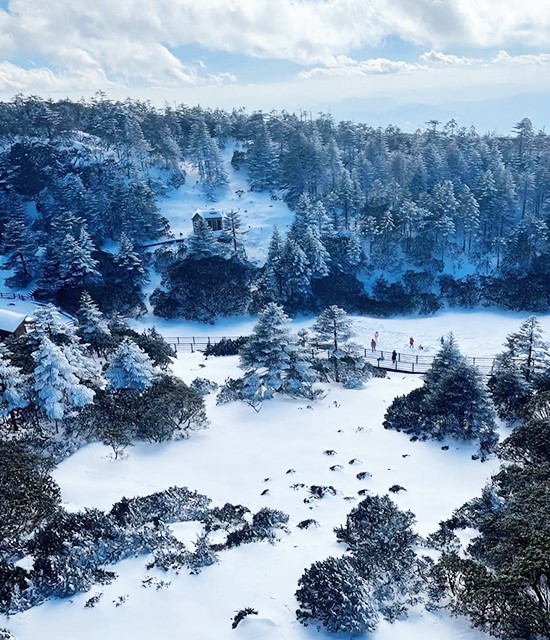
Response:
5,343,502,640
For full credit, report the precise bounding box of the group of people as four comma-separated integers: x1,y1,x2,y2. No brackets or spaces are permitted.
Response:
371,332,446,367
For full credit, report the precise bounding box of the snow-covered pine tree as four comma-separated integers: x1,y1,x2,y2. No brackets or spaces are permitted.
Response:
1,209,36,286
239,303,293,394
113,233,148,286
246,117,279,191
76,291,112,355
0,348,29,431
32,304,77,345
312,305,367,386
105,338,158,392
503,315,548,382
237,303,319,400
32,336,96,421
488,352,532,423
219,210,246,258
42,224,99,291
187,119,228,200
384,334,497,456
187,218,221,258
250,227,285,309
280,238,311,310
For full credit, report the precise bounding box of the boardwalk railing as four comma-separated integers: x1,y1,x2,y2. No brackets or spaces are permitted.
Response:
164,336,497,375
0,292,33,301
362,349,496,375
164,336,239,353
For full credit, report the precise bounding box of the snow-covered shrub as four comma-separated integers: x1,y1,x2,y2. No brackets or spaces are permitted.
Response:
29,509,127,598
216,376,265,411
296,556,379,635
220,507,289,549
231,607,258,629
308,485,337,499
110,487,211,528
190,377,219,396
204,503,251,532
136,375,210,441
203,337,248,357
335,495,417,568
148,537,190,572
187,534,218,574
0,561,32,615
297,494,422,634
297,519,319,530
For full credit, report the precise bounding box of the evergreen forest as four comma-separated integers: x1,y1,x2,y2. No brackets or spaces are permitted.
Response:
0,95,548,318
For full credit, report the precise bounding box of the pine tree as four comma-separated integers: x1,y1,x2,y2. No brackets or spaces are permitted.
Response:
113,233,147,286
312,306,353,383
238,303,318,399
239,303,293,393
1,210,36,285
253,227,285,306
488,353,532,423
504,316,548,382
187,119,228,200
58,229,100,288
219,210,246,258
32,304,77,345
246,117,279,191
32,337,96,421
0,348,29,430
280,238,311,309
105,338,158,392
187,219,221,258
384,335,497,455
76,291,112,355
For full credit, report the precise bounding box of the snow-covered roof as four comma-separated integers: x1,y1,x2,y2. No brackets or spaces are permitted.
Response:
192,209,223,220
0,308,27,332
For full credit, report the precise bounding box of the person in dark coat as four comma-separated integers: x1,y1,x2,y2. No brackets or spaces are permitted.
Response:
391,350,397,364
371,338,376,352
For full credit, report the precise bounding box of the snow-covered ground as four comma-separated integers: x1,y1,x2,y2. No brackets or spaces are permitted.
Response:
4,310,541,640
130,307,550,360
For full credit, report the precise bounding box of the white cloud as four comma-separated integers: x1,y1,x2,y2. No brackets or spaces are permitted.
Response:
0,61,117,92
0,1,548,97
493,50,550,65
300,57,424,79
419,50,476,66
1,0,549,74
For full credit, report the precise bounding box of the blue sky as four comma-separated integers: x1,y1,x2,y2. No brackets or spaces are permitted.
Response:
0,0,548,132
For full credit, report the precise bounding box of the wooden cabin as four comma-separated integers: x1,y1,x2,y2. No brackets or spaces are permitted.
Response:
0,308,29,339
192,209,224,233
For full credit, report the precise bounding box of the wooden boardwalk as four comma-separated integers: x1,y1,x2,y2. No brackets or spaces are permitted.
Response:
164,336,496,375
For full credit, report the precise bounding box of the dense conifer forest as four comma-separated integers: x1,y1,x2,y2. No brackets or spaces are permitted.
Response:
0,95,549,319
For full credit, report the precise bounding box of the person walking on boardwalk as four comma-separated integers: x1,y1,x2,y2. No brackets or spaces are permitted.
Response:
391,350,397,365
409,336,414,348
371,338,376,352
